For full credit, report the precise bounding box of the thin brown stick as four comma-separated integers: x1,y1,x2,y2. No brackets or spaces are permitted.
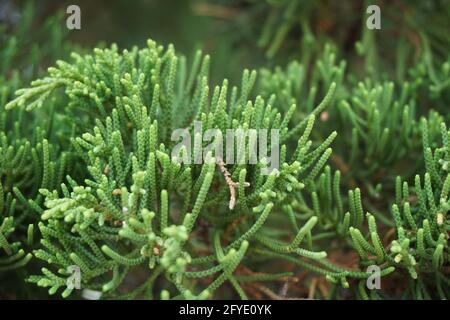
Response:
308,277,318,299
252,283,305,300
216,156,249,210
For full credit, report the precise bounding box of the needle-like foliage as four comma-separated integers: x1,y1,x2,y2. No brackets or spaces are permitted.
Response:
2,0,449,300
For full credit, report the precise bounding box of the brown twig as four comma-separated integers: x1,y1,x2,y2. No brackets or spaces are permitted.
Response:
278,280,289,298
308,277,318,299
216,157,250,210
252,283,305,300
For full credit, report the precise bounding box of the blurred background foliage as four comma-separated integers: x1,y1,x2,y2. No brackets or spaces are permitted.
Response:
3,0,449,83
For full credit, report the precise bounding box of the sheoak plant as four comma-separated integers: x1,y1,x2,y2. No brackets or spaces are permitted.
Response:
0,1,449,300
